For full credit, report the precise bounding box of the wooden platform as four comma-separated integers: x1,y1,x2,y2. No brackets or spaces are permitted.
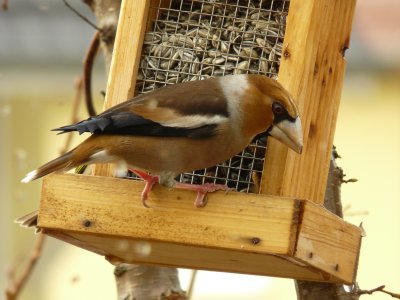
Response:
38,173,361,284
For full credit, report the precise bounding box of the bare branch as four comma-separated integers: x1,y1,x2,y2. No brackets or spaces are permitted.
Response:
83,31,100,117
342,178,358,183
351,285,400,299
334,284,400,300
5,234,46,300
382,289,400,298
187,270,197,300
62,0,101,31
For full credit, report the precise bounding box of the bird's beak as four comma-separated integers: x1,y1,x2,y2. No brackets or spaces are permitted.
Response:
269,117,303,154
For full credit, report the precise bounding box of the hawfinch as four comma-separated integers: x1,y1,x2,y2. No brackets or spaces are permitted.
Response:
22,74,303,207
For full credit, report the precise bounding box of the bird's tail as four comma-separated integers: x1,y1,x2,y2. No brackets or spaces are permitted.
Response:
15,210,39,228
15,210,41,233
21,150,76,183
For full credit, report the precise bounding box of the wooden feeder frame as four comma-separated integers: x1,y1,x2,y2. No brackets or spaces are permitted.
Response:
37,0,360,284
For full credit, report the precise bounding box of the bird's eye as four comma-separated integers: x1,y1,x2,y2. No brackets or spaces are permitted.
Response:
272,102,285,115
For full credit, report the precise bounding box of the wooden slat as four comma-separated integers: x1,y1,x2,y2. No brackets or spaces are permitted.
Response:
103,0,150,105
261,0,357,204
43,230,343,283
93,0,151,177
38,173,361,283
39,174,300,255
294,201,362,283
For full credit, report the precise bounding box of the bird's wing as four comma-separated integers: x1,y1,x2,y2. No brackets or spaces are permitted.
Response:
52,79,229,139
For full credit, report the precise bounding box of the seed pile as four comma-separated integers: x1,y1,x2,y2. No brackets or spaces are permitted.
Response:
133,0,289,193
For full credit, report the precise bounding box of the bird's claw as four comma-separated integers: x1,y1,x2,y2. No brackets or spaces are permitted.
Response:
193,183,232,207
194,192,208,208
140,175,159,208
130,170,232,208
129,169,159,208
174,182,230,208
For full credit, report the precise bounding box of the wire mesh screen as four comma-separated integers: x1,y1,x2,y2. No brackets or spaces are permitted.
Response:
133,0,289,193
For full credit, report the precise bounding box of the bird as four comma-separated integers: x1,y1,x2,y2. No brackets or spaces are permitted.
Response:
21,74,303,208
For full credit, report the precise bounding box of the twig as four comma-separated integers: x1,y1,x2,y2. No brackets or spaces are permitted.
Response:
83,31,100,117
352,285,400,299
382,289,400,298
342,177,358,184
331,156,344,218
342,204,369,217
5,234,46,300
2,0,8,10
62,0,101,31
187,270,197,300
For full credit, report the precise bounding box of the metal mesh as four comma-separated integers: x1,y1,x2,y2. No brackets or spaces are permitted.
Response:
133,0,289,193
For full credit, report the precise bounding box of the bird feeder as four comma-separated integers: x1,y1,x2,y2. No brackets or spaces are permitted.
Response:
37,0,361,284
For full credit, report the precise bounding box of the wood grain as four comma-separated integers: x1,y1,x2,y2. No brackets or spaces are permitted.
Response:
295,201,362,283
93,0,151,176
39,174,299,255
43,230,343,283
38,173,361,283
261,0,357,204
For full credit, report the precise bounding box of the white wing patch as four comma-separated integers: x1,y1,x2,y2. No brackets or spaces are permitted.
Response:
160,114,228,128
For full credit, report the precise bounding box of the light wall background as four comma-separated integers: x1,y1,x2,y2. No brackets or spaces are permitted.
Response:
1,0,399,299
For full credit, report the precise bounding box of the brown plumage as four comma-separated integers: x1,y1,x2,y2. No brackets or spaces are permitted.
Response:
22,74,303,207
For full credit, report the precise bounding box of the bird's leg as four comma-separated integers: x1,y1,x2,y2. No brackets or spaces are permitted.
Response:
129,169,159,208
174,182,231,208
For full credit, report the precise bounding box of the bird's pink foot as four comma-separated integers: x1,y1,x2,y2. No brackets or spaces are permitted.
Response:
129,169,159,208
174,182,231,208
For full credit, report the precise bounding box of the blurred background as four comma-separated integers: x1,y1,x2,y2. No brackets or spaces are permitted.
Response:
1,0,399,299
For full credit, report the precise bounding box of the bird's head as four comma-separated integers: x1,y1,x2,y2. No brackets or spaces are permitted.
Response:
250,75,303,153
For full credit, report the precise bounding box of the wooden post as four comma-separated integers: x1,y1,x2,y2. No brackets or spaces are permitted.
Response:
93,0,151,177
261,0,357,204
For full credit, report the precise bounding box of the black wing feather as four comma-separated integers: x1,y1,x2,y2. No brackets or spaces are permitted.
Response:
52,78,227,139
52,113,218,139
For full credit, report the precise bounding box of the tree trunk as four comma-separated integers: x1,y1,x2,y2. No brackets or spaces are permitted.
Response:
83,0,120,71
114,265,186,300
